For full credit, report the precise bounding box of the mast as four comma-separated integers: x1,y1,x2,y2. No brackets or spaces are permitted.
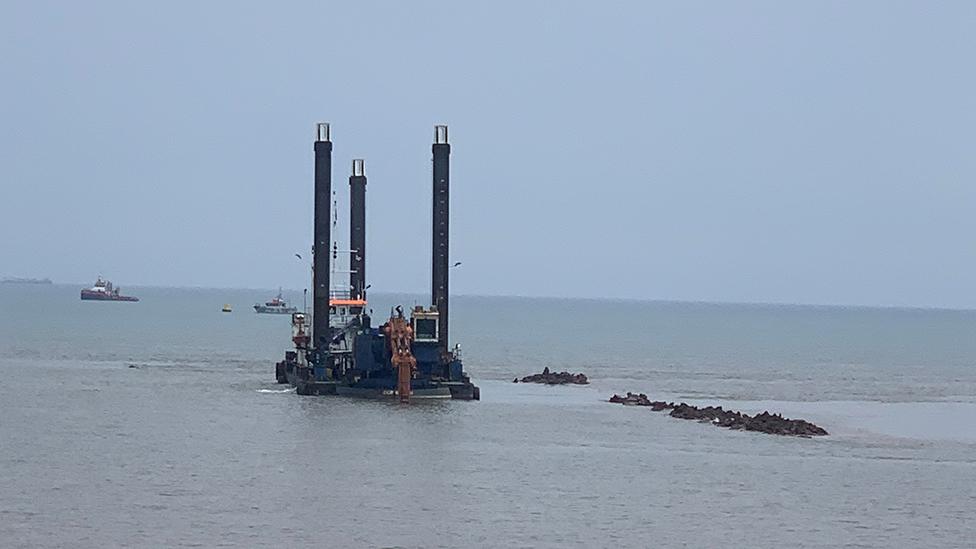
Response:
349,159,367,300
313,123,332,353
431,125,451,357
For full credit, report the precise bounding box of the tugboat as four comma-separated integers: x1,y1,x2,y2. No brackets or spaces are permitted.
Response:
80,277,139,301
254,289,297,314
272,125,479,401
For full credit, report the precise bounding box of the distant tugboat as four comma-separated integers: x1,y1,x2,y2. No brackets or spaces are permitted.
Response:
80,277,139,302
254,289,297,314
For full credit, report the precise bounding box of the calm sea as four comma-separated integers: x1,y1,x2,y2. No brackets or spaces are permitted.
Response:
1,284,974,547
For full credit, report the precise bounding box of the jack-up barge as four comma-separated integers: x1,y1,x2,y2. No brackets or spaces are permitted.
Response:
274,124,479,401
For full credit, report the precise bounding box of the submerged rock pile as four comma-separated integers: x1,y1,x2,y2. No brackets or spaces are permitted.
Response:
608,393,828,437
514,367,589,385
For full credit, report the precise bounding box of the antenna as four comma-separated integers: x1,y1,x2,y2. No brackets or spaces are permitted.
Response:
332,190,338,274
332,190,338,230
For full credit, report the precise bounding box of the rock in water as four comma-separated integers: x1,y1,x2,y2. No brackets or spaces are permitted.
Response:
516,367,589,385
608,394,828,437
608,393,675,409
733,411,829,437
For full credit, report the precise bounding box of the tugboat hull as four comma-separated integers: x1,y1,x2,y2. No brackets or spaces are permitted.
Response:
80,291,139,302
254,305,297,314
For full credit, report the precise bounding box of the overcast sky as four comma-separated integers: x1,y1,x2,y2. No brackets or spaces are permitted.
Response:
2,1,975,308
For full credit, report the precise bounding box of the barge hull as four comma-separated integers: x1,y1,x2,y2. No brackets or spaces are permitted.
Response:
277,360,478,400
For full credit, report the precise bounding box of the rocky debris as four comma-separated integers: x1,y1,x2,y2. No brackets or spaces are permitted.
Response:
608,394,828,437
608,392,673,410
609,392,650,405
514,367,589,385
732,411,828,437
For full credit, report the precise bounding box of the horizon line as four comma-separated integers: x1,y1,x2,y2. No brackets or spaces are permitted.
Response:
18,280,976,314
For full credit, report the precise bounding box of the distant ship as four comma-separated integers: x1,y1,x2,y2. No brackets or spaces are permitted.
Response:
222,304,233,313
2,277,52,284
80,277,139,302
254,289,297,314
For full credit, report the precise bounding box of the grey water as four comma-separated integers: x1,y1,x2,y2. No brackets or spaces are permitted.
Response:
1,284,974,547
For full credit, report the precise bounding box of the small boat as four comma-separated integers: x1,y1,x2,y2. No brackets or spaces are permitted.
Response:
80,277,139,302
254,289,297,314
221,304,233,313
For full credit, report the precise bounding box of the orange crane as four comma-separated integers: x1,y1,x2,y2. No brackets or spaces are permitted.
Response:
383,307,416,402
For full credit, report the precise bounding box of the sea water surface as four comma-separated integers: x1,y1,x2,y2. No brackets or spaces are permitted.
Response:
1,284,975,547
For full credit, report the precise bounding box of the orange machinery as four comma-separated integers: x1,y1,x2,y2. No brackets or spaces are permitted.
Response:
382,308,417,402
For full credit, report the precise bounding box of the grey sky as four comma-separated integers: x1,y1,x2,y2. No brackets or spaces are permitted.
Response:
2,1,975,308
